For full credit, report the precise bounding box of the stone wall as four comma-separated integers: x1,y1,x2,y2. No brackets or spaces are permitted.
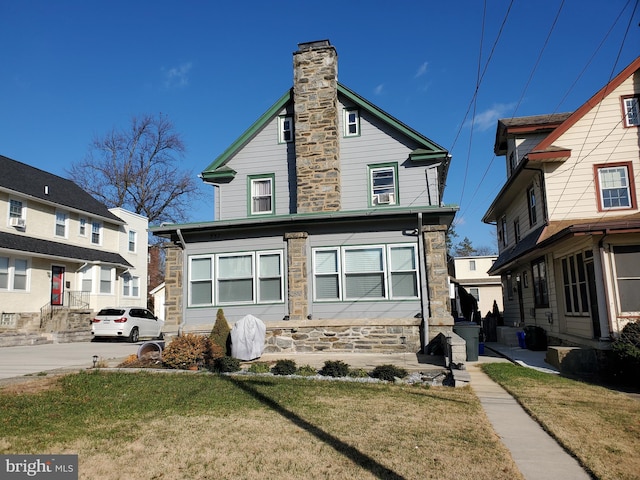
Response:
423,225,454,340
285,232,308,321
164,244,183,327
293,40,341,213
263,318,421,354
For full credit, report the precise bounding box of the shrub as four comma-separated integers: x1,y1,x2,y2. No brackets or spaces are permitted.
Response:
162,333,210,370
248,362,272,374
210,309,232,355
319,360,350,377
371,364,408,382
213,356,241,373
296,364,318,377
271,359,297,375
348,368,371,378
610,321,640,387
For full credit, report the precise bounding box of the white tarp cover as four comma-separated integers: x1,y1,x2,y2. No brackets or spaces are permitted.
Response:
231,314,266,360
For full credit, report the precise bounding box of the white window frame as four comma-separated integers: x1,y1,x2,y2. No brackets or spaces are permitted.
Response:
278,116,293,143
561,253,590,317
469,260,476,271
596,164,633,210
79,217,87,237
344,108,360,136
249,175,274,215
312,243,419,302
99,267,113,295
370,164,398,206
612,245,640,315
187,250,284,307
469,287,480,302
79,265,93,293
55,211,68,238
128,230,137,253
122,274,140,298
91,221,102,245
0,256,30,292
8,198,25,220
622,95,639,127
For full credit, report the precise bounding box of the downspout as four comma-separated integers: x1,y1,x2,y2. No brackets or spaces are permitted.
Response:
417,213,429,352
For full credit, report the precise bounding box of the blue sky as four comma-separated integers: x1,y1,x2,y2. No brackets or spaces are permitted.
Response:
1,0,638,250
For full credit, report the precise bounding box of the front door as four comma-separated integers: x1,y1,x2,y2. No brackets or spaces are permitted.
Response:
51,266,65,306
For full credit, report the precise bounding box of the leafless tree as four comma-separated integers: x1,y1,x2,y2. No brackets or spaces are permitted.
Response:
68,113,200,225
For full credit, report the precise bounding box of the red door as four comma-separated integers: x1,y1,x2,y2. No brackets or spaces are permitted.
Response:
51,266,65,306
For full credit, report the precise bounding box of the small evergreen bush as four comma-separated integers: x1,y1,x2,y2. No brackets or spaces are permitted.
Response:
213,356,241,373
296,364,318,377
271,359,297,375
611,320,640,387
319,360,350,377
209,309,232,355
162,333,210,370
248,362,272,374
370,364,408,381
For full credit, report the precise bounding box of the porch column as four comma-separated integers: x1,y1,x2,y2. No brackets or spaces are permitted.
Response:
285,232,309,321
422,225,454,339
164,244,183,328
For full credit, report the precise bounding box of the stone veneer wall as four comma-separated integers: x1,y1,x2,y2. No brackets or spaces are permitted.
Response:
293,40,341,213
285,232,308,321
164,243,183,328
264,318,421,354
423,225,454,340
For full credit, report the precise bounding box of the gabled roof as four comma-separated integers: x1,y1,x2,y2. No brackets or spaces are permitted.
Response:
533,56,640,153
200,83,449,182
0,231,132,268
0,155,124,224
494,113,572,155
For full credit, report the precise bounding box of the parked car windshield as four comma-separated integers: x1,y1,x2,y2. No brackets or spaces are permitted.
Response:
97,308,126,316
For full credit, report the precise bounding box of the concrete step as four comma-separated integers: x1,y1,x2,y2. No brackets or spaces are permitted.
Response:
0,332,54,348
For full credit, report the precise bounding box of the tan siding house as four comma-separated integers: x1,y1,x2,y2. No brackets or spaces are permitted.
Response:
483,56,640,357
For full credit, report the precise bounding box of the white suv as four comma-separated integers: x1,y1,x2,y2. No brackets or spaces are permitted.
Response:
91,307,164,343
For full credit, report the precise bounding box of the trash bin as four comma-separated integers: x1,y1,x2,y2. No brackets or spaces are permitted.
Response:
523,326,547,351
453,322,481,361
516,331,526,349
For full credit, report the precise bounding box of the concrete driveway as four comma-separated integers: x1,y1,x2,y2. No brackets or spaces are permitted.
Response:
0,341,141,380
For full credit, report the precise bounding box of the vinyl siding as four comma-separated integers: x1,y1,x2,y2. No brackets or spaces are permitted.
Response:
545,76,640,221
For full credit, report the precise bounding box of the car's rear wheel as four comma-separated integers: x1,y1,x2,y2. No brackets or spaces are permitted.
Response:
128,327,139,343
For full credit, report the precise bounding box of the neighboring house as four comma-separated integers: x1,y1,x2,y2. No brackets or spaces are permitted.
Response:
452,256,502,317
0,154,148,332
482,56,640,351
152,40,457,353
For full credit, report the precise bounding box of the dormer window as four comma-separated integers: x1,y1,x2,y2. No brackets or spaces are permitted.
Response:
369,163,397,206
279,116,293,143
344,108,360,137
622,95,639,127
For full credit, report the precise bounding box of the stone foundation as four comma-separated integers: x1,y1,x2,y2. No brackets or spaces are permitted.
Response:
263,318,421,354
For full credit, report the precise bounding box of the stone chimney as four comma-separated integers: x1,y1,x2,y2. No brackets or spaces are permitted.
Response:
293,40,341,213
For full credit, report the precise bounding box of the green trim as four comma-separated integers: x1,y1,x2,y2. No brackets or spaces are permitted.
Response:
338,83,448,155
409,149,449,162
247,173,276,217
201,89,292,179
368,162,399,208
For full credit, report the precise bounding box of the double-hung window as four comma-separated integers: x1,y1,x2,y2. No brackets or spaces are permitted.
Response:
513,218,521,244
128,230,137,253
0,257,28,291
80,265,92,292
91,221,102,245
249,174,274,215
55,211,67,237
531,257,549,308
99,267,112,294
313,244,418,301
123,274,140,297
79,217,87,236
370,163,398,206
499,216,508,246
9,199,23,219
613,245,640,313
596,163,635,210
622,95,639,127
188,251,284,307
344,108,360,136
279,116,293,143
0,257,9,289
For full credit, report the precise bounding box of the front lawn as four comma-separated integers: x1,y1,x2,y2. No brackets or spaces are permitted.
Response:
0,371,522,480
482,362,640,480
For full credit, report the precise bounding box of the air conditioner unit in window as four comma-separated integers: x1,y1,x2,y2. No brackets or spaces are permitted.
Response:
376,193,395,205
9,217,26,228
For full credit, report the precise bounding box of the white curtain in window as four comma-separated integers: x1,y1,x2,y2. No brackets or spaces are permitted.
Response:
0,257,8,289
13,259,27,290
259,254,281,302
219,255,253,302
345,248,384,298
190,258,212,305
100,267,111,294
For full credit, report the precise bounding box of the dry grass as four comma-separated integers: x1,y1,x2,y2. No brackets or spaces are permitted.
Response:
0,371,523,480
482,363,640,480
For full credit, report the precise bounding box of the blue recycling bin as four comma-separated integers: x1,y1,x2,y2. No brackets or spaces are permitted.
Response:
516,331,526,348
